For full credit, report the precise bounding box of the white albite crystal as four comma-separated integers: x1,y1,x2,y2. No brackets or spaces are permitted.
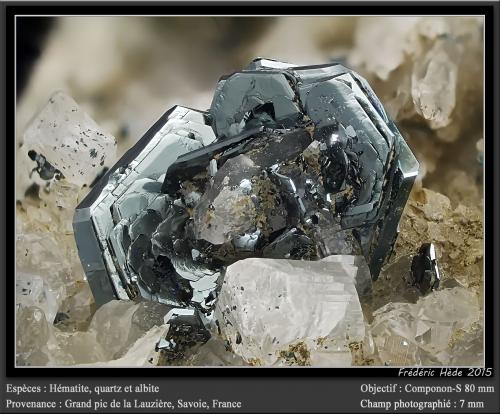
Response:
22,91,116,186
369,287,482,366
215,257,365,366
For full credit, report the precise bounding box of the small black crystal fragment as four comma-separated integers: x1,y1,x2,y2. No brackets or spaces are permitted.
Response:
28,149,64,181
156,309,210,361
262,228,315,259
411,243,441,295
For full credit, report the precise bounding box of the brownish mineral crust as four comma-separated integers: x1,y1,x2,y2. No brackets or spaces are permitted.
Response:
360,187,483,323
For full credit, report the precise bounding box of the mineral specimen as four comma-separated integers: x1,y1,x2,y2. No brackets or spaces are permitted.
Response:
215,257,366,366
368,287,482,366
28,150,64,181
16,271,61,324
155,308,211,362
410,242,440,294
72,58,418,362
14,16,483,368
23,91,117,187
349,17,483,143
16,300,169,366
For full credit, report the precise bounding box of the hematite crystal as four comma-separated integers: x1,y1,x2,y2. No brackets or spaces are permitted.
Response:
73,59,418,356
411,243,441,294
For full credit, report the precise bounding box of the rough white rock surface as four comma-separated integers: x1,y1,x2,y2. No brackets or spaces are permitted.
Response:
215,257,365,366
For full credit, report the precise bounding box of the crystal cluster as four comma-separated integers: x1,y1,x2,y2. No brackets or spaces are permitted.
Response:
16,300,168,366
16,54,482,367
71,59,418,362
16,91,117,334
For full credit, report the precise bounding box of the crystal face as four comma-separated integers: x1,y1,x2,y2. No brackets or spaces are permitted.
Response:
411,242,441,294
370,286,481,366
215,257,367,366
73,59,419,357
24,91,117,187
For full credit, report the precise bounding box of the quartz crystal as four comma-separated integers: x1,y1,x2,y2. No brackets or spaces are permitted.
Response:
346,16,484,214
215,257,366,366
349,17,483,143
16,299,171,366
369,287,482,366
